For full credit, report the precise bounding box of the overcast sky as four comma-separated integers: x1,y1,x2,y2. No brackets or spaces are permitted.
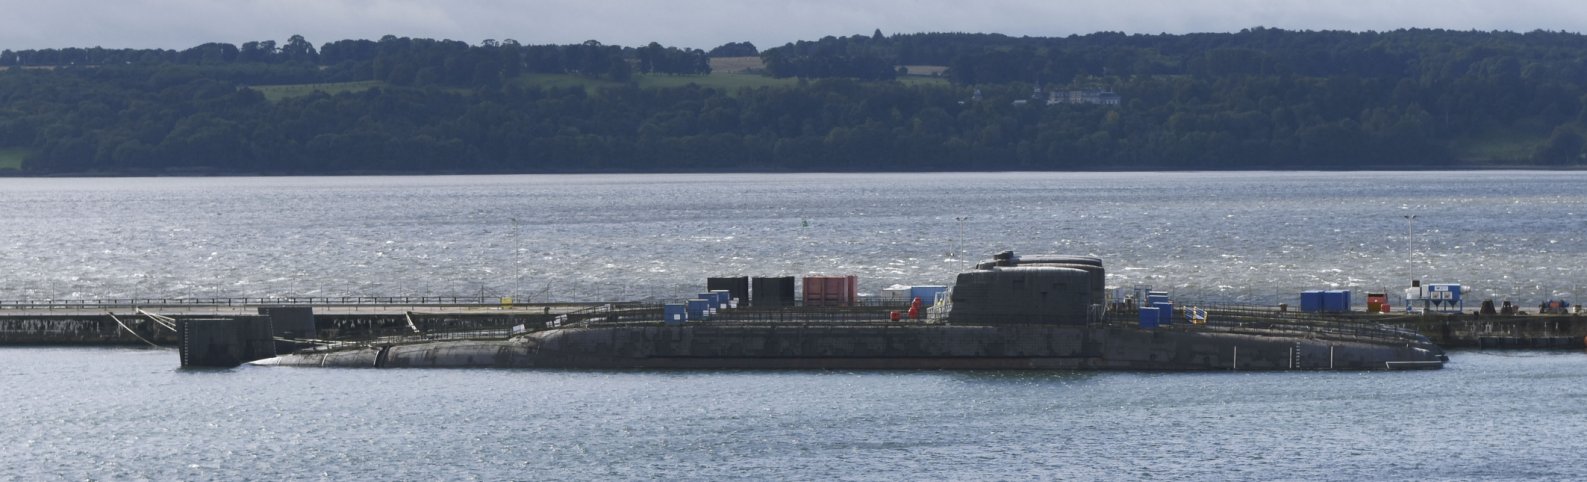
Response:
4,0,1586,51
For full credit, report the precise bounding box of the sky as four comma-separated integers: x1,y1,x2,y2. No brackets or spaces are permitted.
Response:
3,0,1587,51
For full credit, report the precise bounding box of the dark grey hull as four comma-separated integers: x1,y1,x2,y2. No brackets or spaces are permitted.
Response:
253,323,1446,371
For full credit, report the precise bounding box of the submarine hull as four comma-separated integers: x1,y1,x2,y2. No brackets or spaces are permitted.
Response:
253,323,1445,371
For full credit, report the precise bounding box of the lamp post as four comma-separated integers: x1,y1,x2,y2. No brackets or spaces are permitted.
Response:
512,217,522,304
955,216,969,259
1402,214,1417,253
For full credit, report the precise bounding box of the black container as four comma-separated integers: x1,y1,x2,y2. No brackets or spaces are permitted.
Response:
751,276,796,307
707,277,750,303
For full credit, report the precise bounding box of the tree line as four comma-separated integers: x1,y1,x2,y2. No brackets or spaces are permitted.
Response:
4,29,1587,174
3,35,711,88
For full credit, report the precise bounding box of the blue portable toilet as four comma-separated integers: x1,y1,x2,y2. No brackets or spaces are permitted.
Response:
686,299,710,320
1153,302,1174,325
663,304,687,325
1300,290,1324,313
1138,307,1160,329
1323,290,1351,313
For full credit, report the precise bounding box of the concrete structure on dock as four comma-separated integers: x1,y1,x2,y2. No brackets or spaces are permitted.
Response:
178,317,277,367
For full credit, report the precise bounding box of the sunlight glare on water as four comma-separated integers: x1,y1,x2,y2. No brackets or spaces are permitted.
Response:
0,172,1583,306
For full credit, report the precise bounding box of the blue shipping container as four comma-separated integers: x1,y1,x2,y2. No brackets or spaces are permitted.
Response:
1300,290,1324,313
710,290,733,308
1153,302,1174,325
663,304,688,325
910,286,948,304
1138,307,1160,329
1147,295,1169,306
698,293,720,308
1323,290,1351,313
686,299,710,319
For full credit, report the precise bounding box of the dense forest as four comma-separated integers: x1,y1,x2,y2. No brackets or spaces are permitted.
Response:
3,28,1587,174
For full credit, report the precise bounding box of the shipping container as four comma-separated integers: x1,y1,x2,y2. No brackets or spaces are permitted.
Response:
1153,302,1174,325
1323,290,1351,313
663,304,688,325
751,276,796,307
706,277,749,303
710,290,733,309
1300,290,1324,313
803,275,858,307
1139,307,1160,329
881,285,914,302
910,285,949,304
685,299,710,320
1366,293,1388,313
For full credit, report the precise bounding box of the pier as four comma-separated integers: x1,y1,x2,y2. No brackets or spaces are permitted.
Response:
2,296,1583,368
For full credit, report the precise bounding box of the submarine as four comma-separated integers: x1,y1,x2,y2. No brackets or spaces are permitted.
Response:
253,252,1447,370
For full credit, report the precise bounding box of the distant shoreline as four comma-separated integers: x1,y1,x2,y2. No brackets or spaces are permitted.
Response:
3,164,1584,178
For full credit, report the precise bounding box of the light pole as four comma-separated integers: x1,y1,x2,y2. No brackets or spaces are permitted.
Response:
1402,214,1417,253
512,217,523,304
955,216,969,258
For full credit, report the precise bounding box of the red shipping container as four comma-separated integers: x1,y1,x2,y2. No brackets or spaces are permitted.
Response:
803,275,858,306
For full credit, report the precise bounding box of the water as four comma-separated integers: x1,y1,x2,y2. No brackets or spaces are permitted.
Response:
3,347,1585,479
5,172,1587,479
1,171,1584,305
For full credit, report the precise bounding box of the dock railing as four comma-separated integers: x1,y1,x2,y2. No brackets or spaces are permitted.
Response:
0,296,509,311
1108,301,1433,345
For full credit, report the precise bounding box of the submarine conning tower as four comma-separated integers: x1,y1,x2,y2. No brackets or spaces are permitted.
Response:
948,251,1106,325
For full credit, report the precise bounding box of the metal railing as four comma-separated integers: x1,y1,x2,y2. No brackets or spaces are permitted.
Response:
1107,301,1434,345
0,296,513,310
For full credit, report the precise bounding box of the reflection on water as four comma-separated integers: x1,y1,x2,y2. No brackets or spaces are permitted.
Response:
2,347,1584,479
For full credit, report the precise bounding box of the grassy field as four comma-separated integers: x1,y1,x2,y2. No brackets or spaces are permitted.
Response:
709,56,764,73
515,72,799,94
1450,130,1547,163
251,80,387,101
638,73,799,90
897,76,952,87
0,147,29,170
253,67,927,101
900,65,949,76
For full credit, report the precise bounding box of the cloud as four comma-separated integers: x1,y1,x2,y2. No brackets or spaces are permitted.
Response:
3,0,1587,52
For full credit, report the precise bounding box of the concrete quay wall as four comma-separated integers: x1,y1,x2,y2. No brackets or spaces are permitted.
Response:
0,315,173,345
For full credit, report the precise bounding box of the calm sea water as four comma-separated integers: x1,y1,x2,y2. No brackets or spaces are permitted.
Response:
1,172,1584,305
3,347,1585,480
4,172,1587,479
